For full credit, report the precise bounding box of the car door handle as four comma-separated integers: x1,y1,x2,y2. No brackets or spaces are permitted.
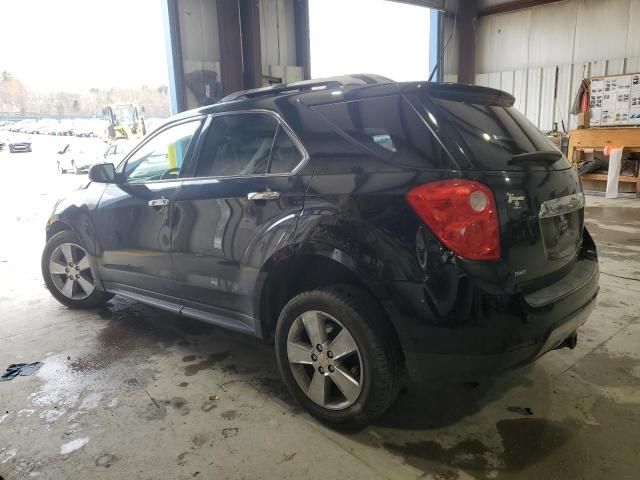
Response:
148,198,169,208
247,191,281,201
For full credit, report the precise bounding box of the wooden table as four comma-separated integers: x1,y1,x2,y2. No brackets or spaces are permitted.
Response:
567,128,640,198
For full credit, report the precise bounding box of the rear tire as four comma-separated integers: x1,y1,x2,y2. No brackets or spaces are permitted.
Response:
42,230,113,309
275,288,402,430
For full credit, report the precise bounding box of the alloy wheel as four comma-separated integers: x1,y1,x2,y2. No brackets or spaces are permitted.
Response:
49,242,95,300
286,310,363,410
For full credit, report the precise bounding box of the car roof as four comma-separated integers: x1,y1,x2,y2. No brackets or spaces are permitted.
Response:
168,74,515,123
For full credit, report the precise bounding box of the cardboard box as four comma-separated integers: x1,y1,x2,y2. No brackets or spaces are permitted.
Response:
575,111,590,128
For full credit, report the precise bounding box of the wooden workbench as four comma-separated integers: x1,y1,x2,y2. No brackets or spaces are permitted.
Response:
567,128,640,198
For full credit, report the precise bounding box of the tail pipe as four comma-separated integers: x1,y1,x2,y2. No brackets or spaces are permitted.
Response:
557,333,578,350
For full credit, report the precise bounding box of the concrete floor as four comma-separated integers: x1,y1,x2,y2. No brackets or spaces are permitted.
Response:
1,134,639,479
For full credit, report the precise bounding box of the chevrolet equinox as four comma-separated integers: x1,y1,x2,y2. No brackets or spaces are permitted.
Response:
42,75,599,429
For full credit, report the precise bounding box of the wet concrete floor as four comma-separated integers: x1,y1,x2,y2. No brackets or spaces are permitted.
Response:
0,136,639,479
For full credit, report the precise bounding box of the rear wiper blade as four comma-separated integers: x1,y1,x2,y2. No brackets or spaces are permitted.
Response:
508,150,563,165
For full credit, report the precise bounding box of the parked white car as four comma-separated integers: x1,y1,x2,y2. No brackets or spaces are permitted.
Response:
57,140,135,174
102,140,136,165
57,142,105,174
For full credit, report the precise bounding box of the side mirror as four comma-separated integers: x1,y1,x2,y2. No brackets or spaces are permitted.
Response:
88,163,116,183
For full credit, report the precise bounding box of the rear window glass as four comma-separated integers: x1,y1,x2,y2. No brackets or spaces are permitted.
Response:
269,127,303,174
417,94,570,170
312,95,448,168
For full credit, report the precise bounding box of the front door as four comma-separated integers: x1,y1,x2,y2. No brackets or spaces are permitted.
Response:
172,112,310,329
94,118,203,301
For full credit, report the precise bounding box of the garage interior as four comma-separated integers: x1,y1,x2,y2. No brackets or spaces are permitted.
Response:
1,0,640,479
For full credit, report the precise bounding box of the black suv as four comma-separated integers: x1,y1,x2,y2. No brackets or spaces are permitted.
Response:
42,75,599,429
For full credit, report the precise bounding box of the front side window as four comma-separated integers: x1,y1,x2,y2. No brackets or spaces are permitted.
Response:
124,120,201,183
196,113,279,177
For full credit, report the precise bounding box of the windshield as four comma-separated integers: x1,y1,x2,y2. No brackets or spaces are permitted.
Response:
112,106,135,123
410,91,571,171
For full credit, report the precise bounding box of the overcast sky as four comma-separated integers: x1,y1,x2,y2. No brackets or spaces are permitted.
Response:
0,0,169,91
309,0,430,81
0,0,429,92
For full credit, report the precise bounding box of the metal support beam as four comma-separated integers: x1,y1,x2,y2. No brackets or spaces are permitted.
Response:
428,8,441,81
387,0,445,10
240,0,263,89
217,0,245,96
478,0,563,17
294,0,311,80
162,0,185,114
457,0,477,84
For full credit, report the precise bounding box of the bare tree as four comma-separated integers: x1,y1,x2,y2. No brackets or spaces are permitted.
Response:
0,73,171,117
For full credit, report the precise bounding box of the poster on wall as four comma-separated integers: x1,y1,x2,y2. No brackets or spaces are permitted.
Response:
591,73,640,126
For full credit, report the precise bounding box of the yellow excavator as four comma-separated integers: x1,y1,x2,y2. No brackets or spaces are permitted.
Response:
103,103,146,141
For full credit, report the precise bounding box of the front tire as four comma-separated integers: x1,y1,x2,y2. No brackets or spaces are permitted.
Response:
42,230,113,309
275,288,402,430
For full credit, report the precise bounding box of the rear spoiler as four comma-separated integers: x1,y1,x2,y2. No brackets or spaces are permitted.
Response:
400,82,516,107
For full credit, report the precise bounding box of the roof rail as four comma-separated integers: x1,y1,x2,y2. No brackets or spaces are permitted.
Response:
218,74,394,103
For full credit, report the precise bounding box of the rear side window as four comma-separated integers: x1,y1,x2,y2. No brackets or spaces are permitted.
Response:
269,127,303,174
196,113,278,177
312,95,447,168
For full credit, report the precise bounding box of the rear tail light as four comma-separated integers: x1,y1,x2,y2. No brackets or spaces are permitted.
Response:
406,179,501,261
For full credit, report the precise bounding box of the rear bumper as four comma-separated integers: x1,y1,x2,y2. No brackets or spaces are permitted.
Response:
403,290,596,383
375,258,599,383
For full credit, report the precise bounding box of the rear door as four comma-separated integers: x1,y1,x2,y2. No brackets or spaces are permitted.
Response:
172,111,310,330
408,87,585,289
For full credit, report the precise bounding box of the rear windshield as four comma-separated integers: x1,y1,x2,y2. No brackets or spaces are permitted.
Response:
412,92,570,171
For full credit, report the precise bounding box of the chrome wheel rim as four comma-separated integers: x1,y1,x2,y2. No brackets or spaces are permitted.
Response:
49,242,95,300
287,310,363,410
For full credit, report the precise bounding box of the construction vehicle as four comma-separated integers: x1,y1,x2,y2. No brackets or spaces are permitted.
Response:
103,103,146,141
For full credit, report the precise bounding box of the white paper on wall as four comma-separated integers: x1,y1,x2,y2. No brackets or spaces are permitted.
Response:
604,78,617,93
591,78,604,95
617,75,631,92
616,92,630,109
602,93,615,108
602,109,615,125
614,110,629,124
632,75,640,95
590,74,640,126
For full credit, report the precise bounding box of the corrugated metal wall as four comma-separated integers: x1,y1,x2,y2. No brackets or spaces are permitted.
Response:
474,59,640,132
448,0,640,132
